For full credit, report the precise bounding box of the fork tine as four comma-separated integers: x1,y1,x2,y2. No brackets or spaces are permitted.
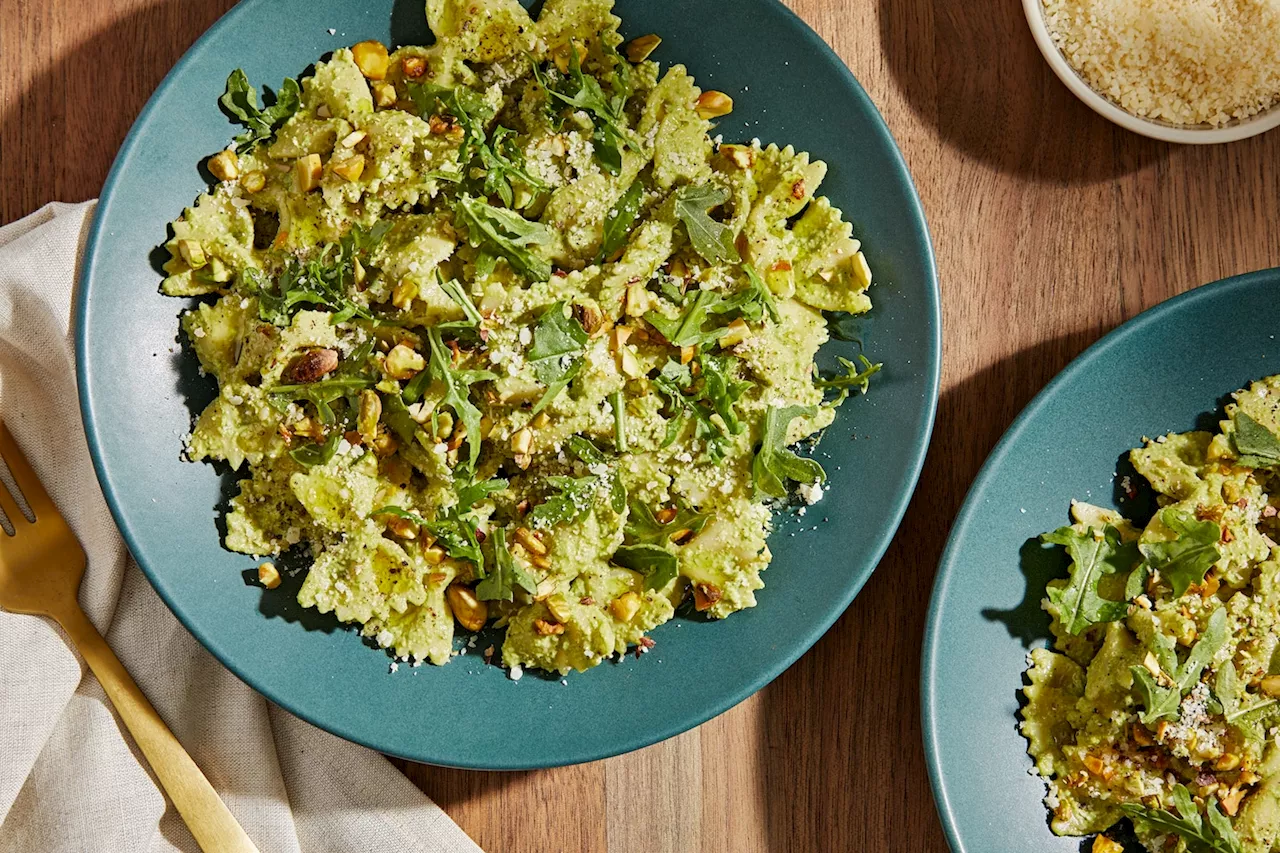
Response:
0,421,56,523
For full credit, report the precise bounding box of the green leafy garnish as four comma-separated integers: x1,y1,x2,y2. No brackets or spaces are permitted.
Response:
248,223,390,326
289,431,341,467
528,475,599,528
1141,508,1221,598
422,328,497,469
438,275,484,327
611,500,709,590
742,264,781,324
1215,660,1279,742
673,184,739,265
611,544,678,590
611,390,628,453
269,375,375,425
219,69,301,149
476,527,538,602
420,476,508,574
565,435,626,513
408,81,547,207
1041,525,1140,635
535,46,639,175
454,194,553,282
1120,784,1243,853
816,355,882,407
645,275,776,348
1129,606,1228,724
751,406,825,498
600,179,645,260
528,302,589,414
652,359,741,460
1232,412,1280,469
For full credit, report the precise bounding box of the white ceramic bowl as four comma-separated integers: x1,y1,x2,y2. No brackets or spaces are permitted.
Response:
1022,0,1280,144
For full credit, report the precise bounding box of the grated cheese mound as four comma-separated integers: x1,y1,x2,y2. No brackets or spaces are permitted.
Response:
1042,0,1280,126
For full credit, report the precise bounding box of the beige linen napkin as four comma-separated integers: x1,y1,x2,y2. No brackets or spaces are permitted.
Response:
0,202,483,853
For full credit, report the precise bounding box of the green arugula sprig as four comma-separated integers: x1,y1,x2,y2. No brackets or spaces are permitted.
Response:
1140,509,1222,598
527,302,589,414
1120,784,1243,853
565,435,626,513
455,194,553,282
1040,525,1140,635
673,184,739,265
402,328,496,470
534,46,639,175
751,406,825,498
247,222,391,327
476,527,538,602
816,355,882,407
652,357,746,461
611,500,709,590
1232,412,1280,469
373,477,507,576
1215,660,1280,742
219,69,301,149
645,268,778,349
1130,606,1228,724
600,179,645,260
528,476,598,528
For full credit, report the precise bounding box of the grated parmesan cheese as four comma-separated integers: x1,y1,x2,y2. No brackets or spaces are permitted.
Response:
1042,0,1280,126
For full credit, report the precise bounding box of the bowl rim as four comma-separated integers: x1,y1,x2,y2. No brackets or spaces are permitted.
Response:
920,269,1280,850
73,0,943,768
1021,0,1280,144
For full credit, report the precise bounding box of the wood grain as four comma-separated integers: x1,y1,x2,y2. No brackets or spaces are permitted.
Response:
8,0,1280,849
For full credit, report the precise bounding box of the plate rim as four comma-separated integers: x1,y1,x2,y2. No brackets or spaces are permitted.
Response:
920,269,1277,850
76,0,942,768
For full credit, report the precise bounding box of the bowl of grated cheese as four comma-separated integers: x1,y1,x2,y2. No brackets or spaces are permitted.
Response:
1023,0,1280,143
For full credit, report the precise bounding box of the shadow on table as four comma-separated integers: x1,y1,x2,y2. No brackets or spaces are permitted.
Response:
756,328,1104,852
874,0,1167,184
1,0,238,224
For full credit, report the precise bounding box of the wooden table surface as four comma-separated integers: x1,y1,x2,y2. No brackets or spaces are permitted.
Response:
8,0,1280,849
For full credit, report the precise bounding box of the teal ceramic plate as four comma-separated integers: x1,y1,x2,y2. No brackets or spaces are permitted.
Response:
77,0,939,768
924,270,1280,850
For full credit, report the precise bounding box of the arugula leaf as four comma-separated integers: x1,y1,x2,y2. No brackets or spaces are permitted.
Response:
743,264,781,324
1041,525,1140,635
370,505,427,525
528,475,598,528
248,223,389,327
535,47,639,175
600,179,645,260
1120,784,1243,853
817,355,882,407
438,275,484,327
421,476,508,574
645,275,777,349
611,500,709,590
611,390,628,454
527,302,589,414
751,406,825,498
652,360,736,460
1130,607,1229,724
380,391,424,446
1142,508,1221,597
673,184,739,265
477,125,547,208
455,194,552,282
565,435,626,513
475,527,538,602
697,352,747,436
289,431,341,467
625,500,709,546
269,375,375,424
1232,412,1280,469
425,327,496,469
1216,660,1279,742
612,544,678,590
407,82,495,164
219,69,301,149
1130,666,1182,725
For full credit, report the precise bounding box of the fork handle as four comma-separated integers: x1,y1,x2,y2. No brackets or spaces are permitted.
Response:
56,603,260,853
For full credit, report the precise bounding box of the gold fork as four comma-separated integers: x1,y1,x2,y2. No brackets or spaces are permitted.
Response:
0,422,258,853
